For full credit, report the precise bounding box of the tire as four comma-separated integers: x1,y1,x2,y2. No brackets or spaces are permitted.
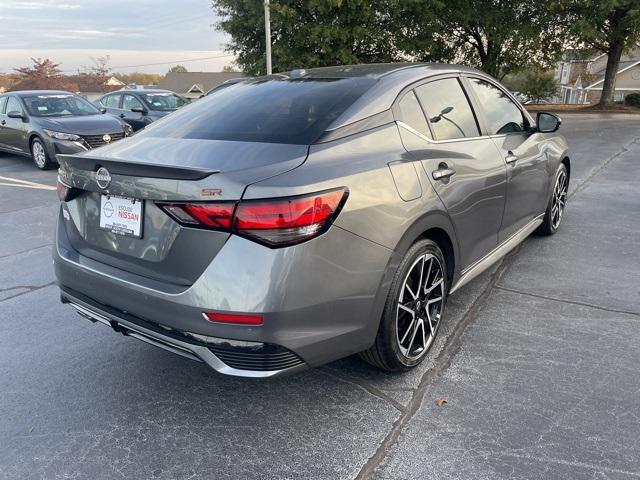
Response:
360,239,448,372
536,164,568,236
30,138,53,170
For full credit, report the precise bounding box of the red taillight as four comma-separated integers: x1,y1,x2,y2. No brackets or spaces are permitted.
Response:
161,203,235,230
56,177,81,202
203,311,263,325
234,189,345,230
158,187,348,247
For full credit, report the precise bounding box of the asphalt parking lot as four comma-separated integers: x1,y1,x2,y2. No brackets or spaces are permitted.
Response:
1,113,639,480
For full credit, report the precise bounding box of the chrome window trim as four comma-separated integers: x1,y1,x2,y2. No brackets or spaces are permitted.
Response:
397,120,491,145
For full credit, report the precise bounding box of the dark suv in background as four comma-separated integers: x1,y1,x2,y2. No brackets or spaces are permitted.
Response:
0,91,131,169
94,89,189,131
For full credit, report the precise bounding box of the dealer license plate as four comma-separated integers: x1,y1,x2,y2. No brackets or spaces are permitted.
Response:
99,195,143,238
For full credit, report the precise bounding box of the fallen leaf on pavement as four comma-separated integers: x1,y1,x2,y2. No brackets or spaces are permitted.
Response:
435,398,448,407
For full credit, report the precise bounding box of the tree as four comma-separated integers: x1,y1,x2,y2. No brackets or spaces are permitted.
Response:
116,72,163,86
12,58,78,92
560,1,640,106
222,64,239,72
503,69,558,102
393,0,565,80
212,0,397,75
168,65,188,73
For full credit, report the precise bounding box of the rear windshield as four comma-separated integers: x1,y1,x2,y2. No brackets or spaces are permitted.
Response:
141,77,376,144
23,94,100,117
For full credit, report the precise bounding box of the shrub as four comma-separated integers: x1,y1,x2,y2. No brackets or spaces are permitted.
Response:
624,93,640,107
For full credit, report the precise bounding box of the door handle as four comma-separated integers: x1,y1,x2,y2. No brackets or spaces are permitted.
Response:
505,151,519,164
432,165,456,181
119,113,126,118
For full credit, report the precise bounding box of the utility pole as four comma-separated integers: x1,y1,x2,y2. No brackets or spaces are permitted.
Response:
264,0,272,75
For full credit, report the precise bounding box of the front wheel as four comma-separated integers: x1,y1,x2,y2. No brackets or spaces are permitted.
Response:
30,138,54,170
360,239,447,372
536,164,568,235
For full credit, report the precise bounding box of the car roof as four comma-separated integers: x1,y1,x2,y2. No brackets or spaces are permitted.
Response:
9,90,77,97
126,89,176,95
282,63,490,131
284,62,482,80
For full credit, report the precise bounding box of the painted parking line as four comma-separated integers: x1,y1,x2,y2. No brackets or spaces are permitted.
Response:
0,175,56,191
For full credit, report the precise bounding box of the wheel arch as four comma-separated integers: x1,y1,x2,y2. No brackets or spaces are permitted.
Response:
28,132,44,150
561,155,571,186
367,209,460,339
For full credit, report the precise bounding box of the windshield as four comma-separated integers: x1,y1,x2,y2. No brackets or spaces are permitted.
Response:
23,94,100,117
142,77,376,144
141,92,189,111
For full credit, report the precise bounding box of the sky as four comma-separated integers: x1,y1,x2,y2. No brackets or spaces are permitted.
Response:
0,0,234,74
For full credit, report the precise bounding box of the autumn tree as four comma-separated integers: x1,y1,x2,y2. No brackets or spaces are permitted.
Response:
12,58,78,92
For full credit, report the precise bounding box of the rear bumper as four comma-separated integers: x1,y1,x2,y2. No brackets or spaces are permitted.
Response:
61,288,307,378
53,206,394,375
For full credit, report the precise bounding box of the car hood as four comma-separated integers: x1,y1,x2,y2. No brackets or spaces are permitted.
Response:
35,115,125,135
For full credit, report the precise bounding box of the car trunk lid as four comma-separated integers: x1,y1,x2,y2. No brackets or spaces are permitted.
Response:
57,137,309,286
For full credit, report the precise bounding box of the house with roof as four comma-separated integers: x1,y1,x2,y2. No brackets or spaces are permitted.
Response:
554,47,640,104
158,72,247,99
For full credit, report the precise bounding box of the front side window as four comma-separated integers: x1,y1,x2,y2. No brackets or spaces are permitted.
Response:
6,96,24,115
468,78,525,134
103,94,121,108
415,78,479,140
23,94,99,117
142,93,189,111
397,91,431,138
122,94,143,110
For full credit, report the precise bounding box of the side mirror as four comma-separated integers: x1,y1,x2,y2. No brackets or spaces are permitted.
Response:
131,106,147,114
7,110,25,120
99,107,107,114
536,112,561,133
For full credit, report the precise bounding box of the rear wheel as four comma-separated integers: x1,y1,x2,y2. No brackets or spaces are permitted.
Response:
30,138,53,170
536,164,568,235
360,239,447,372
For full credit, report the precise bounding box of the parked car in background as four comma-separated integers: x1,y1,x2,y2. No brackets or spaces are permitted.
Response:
54,63,569,377
0,90,131,169
94,89,189,131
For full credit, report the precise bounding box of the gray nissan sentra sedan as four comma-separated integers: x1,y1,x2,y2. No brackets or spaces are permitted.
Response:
53,63,569,377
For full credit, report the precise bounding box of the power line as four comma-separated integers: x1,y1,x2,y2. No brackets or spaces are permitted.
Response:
60,53,234,73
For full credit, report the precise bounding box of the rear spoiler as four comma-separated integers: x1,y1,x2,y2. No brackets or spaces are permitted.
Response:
57,154,219,181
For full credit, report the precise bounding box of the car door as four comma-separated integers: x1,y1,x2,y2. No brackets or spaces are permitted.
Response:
1,96,29,154
121,94,148,131
465,76,550,242
395,76,507,270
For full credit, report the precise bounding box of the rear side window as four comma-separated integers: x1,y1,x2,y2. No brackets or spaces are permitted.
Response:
142,77,376,145
397,91,431,138
103,94,120,108
0,97,6,114
469,78,525,134
415,78,479,140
